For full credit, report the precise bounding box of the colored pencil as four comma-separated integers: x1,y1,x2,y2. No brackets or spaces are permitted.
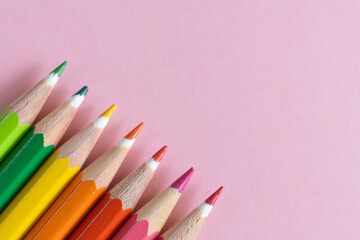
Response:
157,186,223,240
112,167,195,240
0,86,86,212
0,61,66,163
25,122,144,240
69,146,168,240
0,105,113,240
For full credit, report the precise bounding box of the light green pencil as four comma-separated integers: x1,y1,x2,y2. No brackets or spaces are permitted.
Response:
0,61,67,163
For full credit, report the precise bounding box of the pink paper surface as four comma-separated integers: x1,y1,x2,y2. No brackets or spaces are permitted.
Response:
0,1,359,239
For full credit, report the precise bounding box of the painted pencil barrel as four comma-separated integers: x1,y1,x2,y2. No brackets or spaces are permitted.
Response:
0,108,29,163
0,127,54,212
0,150,80,240
69,193,132,240
112,214,159,240
24,173,107,240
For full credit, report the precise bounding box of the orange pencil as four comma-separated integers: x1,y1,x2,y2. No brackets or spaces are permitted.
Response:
69,146,168,240
157,187,223,240
25,121,144,240
112,167,194,240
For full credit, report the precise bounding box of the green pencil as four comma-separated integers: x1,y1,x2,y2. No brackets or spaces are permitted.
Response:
0,61,67,163
0,86,88,212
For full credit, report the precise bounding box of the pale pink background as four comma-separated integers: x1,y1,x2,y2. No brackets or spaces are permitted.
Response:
1,1,360,239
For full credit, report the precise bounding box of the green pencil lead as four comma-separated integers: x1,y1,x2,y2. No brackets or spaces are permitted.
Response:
73,86,89,96
51,61,67,77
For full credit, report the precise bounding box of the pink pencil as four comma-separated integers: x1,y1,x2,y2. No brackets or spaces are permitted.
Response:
112,168,194,240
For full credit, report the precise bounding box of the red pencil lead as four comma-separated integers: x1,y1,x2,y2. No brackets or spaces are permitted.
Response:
124,122,144,140
152,146,168,162
170,167,194,193
205,186,223,206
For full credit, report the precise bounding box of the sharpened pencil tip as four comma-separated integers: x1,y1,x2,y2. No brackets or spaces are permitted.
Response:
205,186,223,206
73,86,88,96
171,167,194,193
124,122,144,140
93,105,117,128
100,104,117,119
145,146,167,171
69,86,88,108
152,146,168,162
51,61,67,77
116,123,143,147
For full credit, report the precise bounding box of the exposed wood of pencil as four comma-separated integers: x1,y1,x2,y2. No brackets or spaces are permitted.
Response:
58,123,104,168
9,79,54,125
110,163,155,210
159,208,204,240
33,99,78,147
82,145,131,187
136,187,181,235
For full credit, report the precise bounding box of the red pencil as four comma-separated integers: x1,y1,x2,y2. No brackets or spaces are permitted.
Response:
112,168,195,240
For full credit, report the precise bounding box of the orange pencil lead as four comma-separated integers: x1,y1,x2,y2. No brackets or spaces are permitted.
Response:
117,122,144,147
124,122,144,140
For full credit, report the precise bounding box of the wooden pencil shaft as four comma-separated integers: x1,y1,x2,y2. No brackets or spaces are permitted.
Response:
159,208,204,240
110,163,154,210
136,187,181,235
9,79,52,125
58,124,103,168
82,145,130,187
34,100,77,147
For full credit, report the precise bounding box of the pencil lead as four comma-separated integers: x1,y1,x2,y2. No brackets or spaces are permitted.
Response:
199,186,223,218
94,104,117,128
69,86,88,108
205,186,223,206
51,61,67,77
74,86,88,96
117,122,144,147
152,146,168,162
124,122,144,140
145,146,168,171
45,61,67,86
100,104,117,119
171,167,194,193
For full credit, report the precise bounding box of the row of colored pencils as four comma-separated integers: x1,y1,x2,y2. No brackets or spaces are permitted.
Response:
0,62,223,240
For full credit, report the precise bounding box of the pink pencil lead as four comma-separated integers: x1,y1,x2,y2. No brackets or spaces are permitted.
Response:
170,167,194,193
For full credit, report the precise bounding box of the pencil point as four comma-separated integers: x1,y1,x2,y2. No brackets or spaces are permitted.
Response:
69,86,88,108
117,122,144,147
73,86,88,96
170,167,194,193
51,61,67,77
145,146,167,171
152,146,168,162
205,186,223,206
94,105,117,128
45,61,67,86
100,104,117,119
124,122,144,140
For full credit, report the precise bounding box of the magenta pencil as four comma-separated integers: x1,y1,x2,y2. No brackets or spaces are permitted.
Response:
112,168,194,240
